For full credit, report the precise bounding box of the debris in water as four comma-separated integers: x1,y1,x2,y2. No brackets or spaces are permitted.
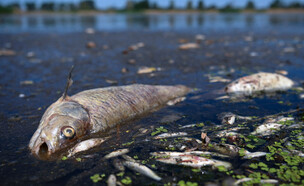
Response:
0,49,16,56
225,72,294,96
104,149,130,159
26,52,35,58
195,34,205,43
20,80,34,85
85,28,95,34
19,94,25,98
137,67,161,74
179,43,199,50
123,161,162,181
86,41,96,48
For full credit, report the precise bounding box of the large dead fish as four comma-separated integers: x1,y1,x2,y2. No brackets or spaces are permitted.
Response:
225,72,294,96
28,68,190,158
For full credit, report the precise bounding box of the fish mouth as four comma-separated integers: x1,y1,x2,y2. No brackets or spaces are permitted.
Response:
32,138,55,158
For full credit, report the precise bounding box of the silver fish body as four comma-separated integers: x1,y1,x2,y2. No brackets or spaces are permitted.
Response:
225,72,294,96
123,161,162,181
29,84,190,158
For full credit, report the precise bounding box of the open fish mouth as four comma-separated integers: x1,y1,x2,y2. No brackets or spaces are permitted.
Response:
32,138,55,158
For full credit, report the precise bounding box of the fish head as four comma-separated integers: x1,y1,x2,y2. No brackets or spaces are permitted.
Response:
29,100,90,159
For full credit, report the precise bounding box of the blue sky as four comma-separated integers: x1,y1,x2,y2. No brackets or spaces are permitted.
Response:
1,0,304,10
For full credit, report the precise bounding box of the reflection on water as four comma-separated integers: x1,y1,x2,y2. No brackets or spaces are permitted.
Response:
0,13,304,33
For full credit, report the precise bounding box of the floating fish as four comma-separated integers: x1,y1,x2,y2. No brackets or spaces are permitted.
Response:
107,174,117,186
251,123,283,136
234,178,278,185
67,138,108,157
151,151,232,169
179,43,199,50
29,68,190,159
225,72,294,96
153,132,188,139
104,149,130,159
123,161,162,181
242,152,268,159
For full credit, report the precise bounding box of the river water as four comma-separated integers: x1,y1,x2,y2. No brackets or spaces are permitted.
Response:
0,13,304,185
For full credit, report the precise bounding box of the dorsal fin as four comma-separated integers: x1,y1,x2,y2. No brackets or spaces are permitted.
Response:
62,65,74,100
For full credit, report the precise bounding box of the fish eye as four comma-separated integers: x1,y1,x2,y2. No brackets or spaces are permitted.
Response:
61,126,76,139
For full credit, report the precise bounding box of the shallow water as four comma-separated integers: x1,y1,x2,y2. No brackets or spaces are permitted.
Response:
1,13,304,33
0,13,304,185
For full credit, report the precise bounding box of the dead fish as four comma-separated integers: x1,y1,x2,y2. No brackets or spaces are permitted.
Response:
179,43,199,50
28,67,190,158
104,149,129,159
123,161,162,181
153,132,188,139
152,151,231,169
107,174,117,186
242,152,268,159
67,138,108,157
225,72,294,96
153,151,230,159
234,178,278,185
251,123,283,136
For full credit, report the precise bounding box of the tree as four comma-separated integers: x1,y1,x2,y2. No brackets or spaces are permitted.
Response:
169,0,175,10
79,0,95,10
186,0,193,10
133,0,149,10
198,0,204,10
288,2,302,9
26,2,36,11
270,0,283,9
245,1,255,9
41,3,55,11
151,2,158,9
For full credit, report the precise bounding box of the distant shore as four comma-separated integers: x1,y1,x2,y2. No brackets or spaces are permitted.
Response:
6,8,304,15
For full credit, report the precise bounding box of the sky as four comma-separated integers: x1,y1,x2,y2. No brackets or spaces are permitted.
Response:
1,0,304,10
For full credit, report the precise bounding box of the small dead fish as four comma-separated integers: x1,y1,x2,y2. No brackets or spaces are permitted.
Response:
234,178,278,185
251,123,283,136
67,138,108,157
153,132,188,139
242,152,268,159
218,112,236,125
152,151,231,169
107,174,117,186
179,43,199,50
104,149,129,159
123,161,162,181
225,72,294,96
29,67,191,159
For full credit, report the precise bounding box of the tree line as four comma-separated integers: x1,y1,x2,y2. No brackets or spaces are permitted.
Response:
0,0,304,13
